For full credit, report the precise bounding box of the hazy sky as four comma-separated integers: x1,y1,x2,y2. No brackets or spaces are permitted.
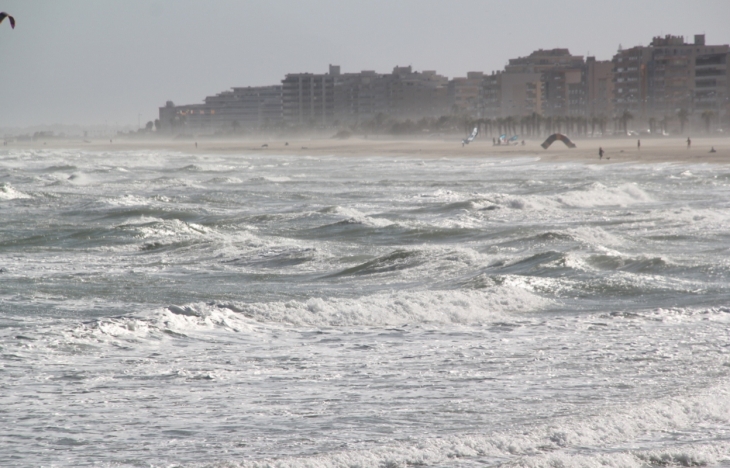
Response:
1,0,729,128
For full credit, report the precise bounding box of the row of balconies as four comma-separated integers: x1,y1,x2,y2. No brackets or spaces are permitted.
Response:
696,68,726,77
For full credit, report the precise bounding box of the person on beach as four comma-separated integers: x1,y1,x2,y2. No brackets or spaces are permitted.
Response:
637,139,640,150
599,147,604,160
710,147,717,153
687,137,691,149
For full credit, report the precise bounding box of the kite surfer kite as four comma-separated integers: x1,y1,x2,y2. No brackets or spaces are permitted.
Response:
540,133,577,149
0,12,15,29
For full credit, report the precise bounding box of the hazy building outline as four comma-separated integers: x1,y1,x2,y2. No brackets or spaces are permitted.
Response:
159,34,730,135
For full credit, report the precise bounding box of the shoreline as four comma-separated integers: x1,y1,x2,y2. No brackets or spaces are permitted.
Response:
4,136,730,164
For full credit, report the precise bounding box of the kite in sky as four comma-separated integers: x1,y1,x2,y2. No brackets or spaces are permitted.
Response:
0,12,15,29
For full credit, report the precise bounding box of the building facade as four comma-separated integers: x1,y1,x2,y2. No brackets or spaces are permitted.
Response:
613,34,730,120
158,85,282,134
281,65,450,127
158,34,729,135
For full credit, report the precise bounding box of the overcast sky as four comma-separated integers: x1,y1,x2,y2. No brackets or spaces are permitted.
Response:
1,0,729,128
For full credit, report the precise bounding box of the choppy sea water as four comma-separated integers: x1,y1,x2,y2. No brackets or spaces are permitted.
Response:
1,148,730,467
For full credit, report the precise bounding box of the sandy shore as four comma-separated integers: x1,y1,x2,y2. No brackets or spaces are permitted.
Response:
6,136,730,164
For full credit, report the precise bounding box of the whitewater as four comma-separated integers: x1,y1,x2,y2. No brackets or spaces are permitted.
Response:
1,147,730,467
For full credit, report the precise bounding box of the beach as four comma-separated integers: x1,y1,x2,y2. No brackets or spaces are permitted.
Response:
8,135,730,164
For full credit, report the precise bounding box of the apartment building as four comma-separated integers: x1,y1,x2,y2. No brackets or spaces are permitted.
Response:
479,49,608,119
613,34,730,119
384,66,450,120
281,65,338,127
158,85,282,133
585,56,614,117
157,33,728,135
449,72,485,116
280,65,450,126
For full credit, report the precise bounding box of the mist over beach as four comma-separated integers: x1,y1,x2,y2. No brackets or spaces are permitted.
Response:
2,1,730,467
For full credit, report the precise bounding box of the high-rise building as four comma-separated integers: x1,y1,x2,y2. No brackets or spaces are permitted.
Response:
158,85,282,133
281,65,450,126
449,72,485,117
281,65,338,128
613,34,730,119
383,66,450,120
585,57,614,118
333,70,389,125
482,49,597,118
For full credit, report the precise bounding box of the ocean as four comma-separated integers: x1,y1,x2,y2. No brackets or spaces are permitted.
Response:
1,147,730,467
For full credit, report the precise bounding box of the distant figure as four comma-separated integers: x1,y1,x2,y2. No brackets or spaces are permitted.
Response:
599,147,604,160
0,12,16,29
687,137,691,149
110,139,112,144
492,137,496,146
521,140,525,146
637,139,641,150
195,142,197,148
710,147,717,153
285,142,289,146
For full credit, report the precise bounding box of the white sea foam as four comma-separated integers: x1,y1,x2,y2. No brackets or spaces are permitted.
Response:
0,182,31,200
3,149,730,467
555,182,653,208
567,225,627,248
329,205,394,227
218,285,552,328
221,381,730,468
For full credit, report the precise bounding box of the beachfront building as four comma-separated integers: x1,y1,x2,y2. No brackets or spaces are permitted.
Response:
332,70,389,125
613,34,730,122
382,66,450,120
281,65,338,128
449,72,485,117
280,65,450,127
497,71,542,117
478,49,606,119
585,56,615,118
482,72,503,118
158,85,283,134
156,34,729,136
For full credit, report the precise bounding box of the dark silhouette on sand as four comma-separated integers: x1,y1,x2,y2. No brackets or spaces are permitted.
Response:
541,133,576,149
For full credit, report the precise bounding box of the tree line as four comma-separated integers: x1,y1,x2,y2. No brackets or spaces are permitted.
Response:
347,108,727,138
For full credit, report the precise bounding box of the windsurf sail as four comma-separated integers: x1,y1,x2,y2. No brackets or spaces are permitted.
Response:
462,127,478,145
541,133,576,149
